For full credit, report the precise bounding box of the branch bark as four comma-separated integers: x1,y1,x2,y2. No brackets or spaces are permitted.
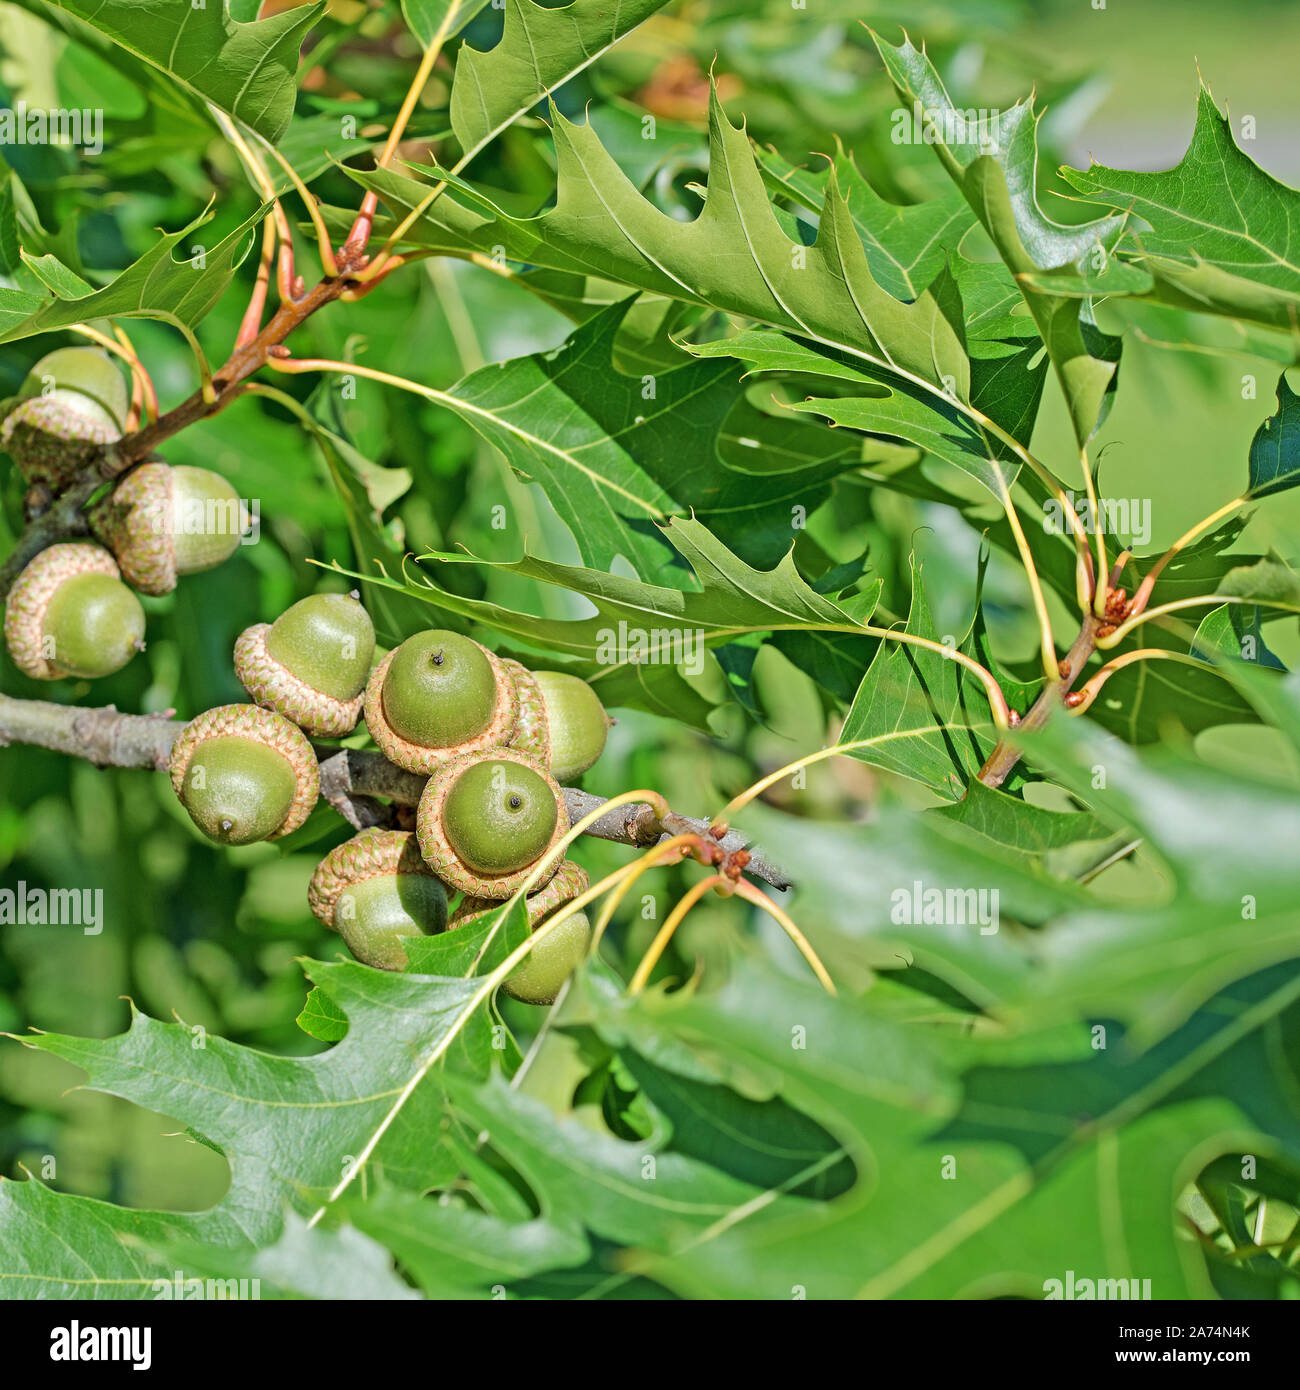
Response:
977,614,1101,788
0,695,792,890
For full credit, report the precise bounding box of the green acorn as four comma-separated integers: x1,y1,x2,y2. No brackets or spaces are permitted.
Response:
2,347,129,489
417,747,568,899
364,628,517,774
3,542,145,680
505,661,610,781
235,591,375,737
90,461,247,595
450,859,591,1005
309,829,447,970
169,704,319,845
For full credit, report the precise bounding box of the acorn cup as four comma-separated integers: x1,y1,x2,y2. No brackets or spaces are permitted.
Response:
417,747,569,899
235,591,375,737
308,829,448,970
1,347,129,490
169,704,319,846
364,628,517,773
3,542,145,680
450,859,591,1005
90,461,248,595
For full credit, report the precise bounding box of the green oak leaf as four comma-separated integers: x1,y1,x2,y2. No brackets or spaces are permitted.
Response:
1061,87,1300,332
37,0,322,143
0,959,499,1294
871,31,1128,446
1247,375,1300,499
450,0,673,169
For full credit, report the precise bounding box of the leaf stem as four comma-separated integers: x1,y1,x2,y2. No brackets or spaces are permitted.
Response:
1096,592,1300,650
732,879,836,995
628,876,729,995
1063,648,1212,715
1125,496,1249,619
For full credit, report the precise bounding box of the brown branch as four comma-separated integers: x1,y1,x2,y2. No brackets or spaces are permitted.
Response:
977,614,1102,789
0,695,792,890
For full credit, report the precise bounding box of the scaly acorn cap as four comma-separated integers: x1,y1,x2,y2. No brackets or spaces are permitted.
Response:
417,747,568,899
234,592,375,737
364,635,518,774
3,542,144,680
503,658,549,763
168,704,319,842
449,859,589,932
2,347,128,490
308,828,445,929
89,462,246,595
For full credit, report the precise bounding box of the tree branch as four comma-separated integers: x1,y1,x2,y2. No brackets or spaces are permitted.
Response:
0,695,792,890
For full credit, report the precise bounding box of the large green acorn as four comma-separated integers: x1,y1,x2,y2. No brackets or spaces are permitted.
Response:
90,461,247,595
2,347,129,489
417,746,568,899
364,628,517,774
235,591,375,737
3,542,145,680
309,829,447,970
504,662,611,781
450,859,591,1005
169,704,319,845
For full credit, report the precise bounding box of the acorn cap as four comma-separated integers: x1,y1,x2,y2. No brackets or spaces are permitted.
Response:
89,462,245,596
417,747,569,899
308,829,442,931
449,859,589,932
503,658,550,763
3,542,133,680
2,394,122,489
364,639,518,774
3,348,128,489
235,622,365,738
168,704,319,840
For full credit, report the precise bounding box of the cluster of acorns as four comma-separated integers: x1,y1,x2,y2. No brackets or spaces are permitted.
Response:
3,347,247,679
2,347,611,1005
171,596,610,1003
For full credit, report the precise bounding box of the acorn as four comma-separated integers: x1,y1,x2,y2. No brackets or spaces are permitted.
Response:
3,542,145,680
308,829,448,970
504,661,610,781
450,859,591,1005
89,461,247,595
235,591,375,737
417,747,568,899
2,347,128,489
168,704,319,845
364,628,517,773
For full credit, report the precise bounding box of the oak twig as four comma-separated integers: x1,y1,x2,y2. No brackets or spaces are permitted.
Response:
0,696,792,890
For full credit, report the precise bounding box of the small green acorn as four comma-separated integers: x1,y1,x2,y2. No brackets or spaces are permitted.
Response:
90,462,247,595
235,591,375,736
2,347,129,489
3,542,145,680
364,628,517,773
450,859,591,1004
417,747,568,899
169,704,319,845
504,661,610,781
309,829,447,970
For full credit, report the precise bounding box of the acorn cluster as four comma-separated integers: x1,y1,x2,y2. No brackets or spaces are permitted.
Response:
170,596,608,1003
3,346,611,1004
3,347,246,681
